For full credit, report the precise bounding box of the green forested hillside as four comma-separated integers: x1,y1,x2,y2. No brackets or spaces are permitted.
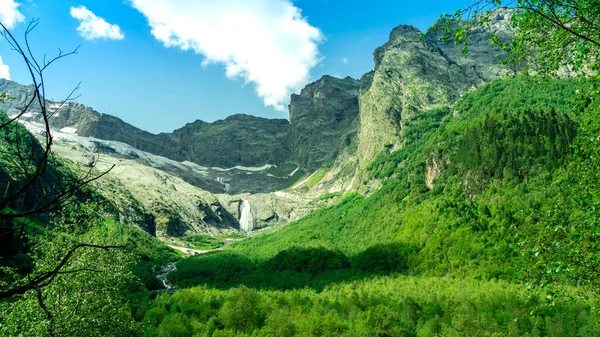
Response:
0,112,179,336
214,76,582,279
140,76,600,336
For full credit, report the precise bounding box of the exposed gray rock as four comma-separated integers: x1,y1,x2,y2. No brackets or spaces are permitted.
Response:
357,9,515,167
289,75,360,170
0,9,519,238
18,119,302,194
0,75,363,173
0,80,290,168
49,140,240,237
217,191,315,231
170,114,290,167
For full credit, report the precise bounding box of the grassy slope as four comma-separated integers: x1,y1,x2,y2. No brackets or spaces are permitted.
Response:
141,76,600,336
3,76,595,336
225,76,580,279
144,276,599,337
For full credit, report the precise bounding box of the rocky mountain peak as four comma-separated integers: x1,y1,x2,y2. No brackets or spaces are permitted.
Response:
0,8,519,198
389,24,421,40
291,76,360,118
294,75,359,101
357,9,516,168
288,75,361,169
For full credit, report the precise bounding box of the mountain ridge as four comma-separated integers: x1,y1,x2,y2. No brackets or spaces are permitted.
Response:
0,74,361,171
0,10,518,238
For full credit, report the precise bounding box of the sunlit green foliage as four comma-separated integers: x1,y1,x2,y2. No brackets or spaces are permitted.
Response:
0,201,179,336
143,276,600,336
0,119,179,335
0,112,81,214
518,79,600,296
181,234,225,250
306,168,326,188
310,192,342,204
0,112,43,180
136,75,600,335
0,203,142,336
219,76,585,282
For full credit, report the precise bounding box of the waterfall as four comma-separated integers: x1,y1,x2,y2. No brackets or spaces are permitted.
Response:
216,177,230,193
239,200,254,232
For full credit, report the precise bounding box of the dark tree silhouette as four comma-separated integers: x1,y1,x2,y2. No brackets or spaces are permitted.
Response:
0,20,120,305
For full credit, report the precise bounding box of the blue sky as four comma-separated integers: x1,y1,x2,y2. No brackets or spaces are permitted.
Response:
0,0,473,133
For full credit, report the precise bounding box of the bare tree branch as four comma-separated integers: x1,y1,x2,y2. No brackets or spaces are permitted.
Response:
0,19,118,304
0,243,130,299
35,287,55,337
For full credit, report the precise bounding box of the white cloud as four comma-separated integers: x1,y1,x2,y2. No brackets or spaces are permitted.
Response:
0,56,10,79
342,57,348,64
0,0,25,28
129,0,323,111
70,6,124,41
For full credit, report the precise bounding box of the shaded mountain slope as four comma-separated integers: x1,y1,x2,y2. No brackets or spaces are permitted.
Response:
0,75,361,171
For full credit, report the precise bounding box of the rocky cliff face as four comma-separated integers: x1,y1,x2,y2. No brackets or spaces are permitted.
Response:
0,75,361,172
0,83,292,169
78,113,291,169
357,9,515,167
76,114,177,158
288,75,360,170
171,114,290,167
0,10,517,238
16,119,318,236
217,191,315,232
0,80,100,132
47,140,240,237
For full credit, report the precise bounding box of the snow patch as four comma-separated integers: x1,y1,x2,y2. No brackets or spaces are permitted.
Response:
60,127,77,134
16,120,286,196
48,102,67,110
216,177,230,193
210,164,275,172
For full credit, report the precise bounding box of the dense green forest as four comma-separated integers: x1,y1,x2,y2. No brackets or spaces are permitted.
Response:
137,76,600,336
2,74,599,337
3,74,599,336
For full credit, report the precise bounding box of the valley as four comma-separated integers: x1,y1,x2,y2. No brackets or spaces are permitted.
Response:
1,3,600,337
0,8,516,242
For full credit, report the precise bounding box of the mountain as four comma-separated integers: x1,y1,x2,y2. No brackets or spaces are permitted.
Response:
0,76,360,171
170,115,290,167
0,9,518,239
357,8,515,167
4,7,600,336
0,6,514,183
155,74,596,336
0,86,288,167
79,113,291,168
17,121,319,237
288,75,361,170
